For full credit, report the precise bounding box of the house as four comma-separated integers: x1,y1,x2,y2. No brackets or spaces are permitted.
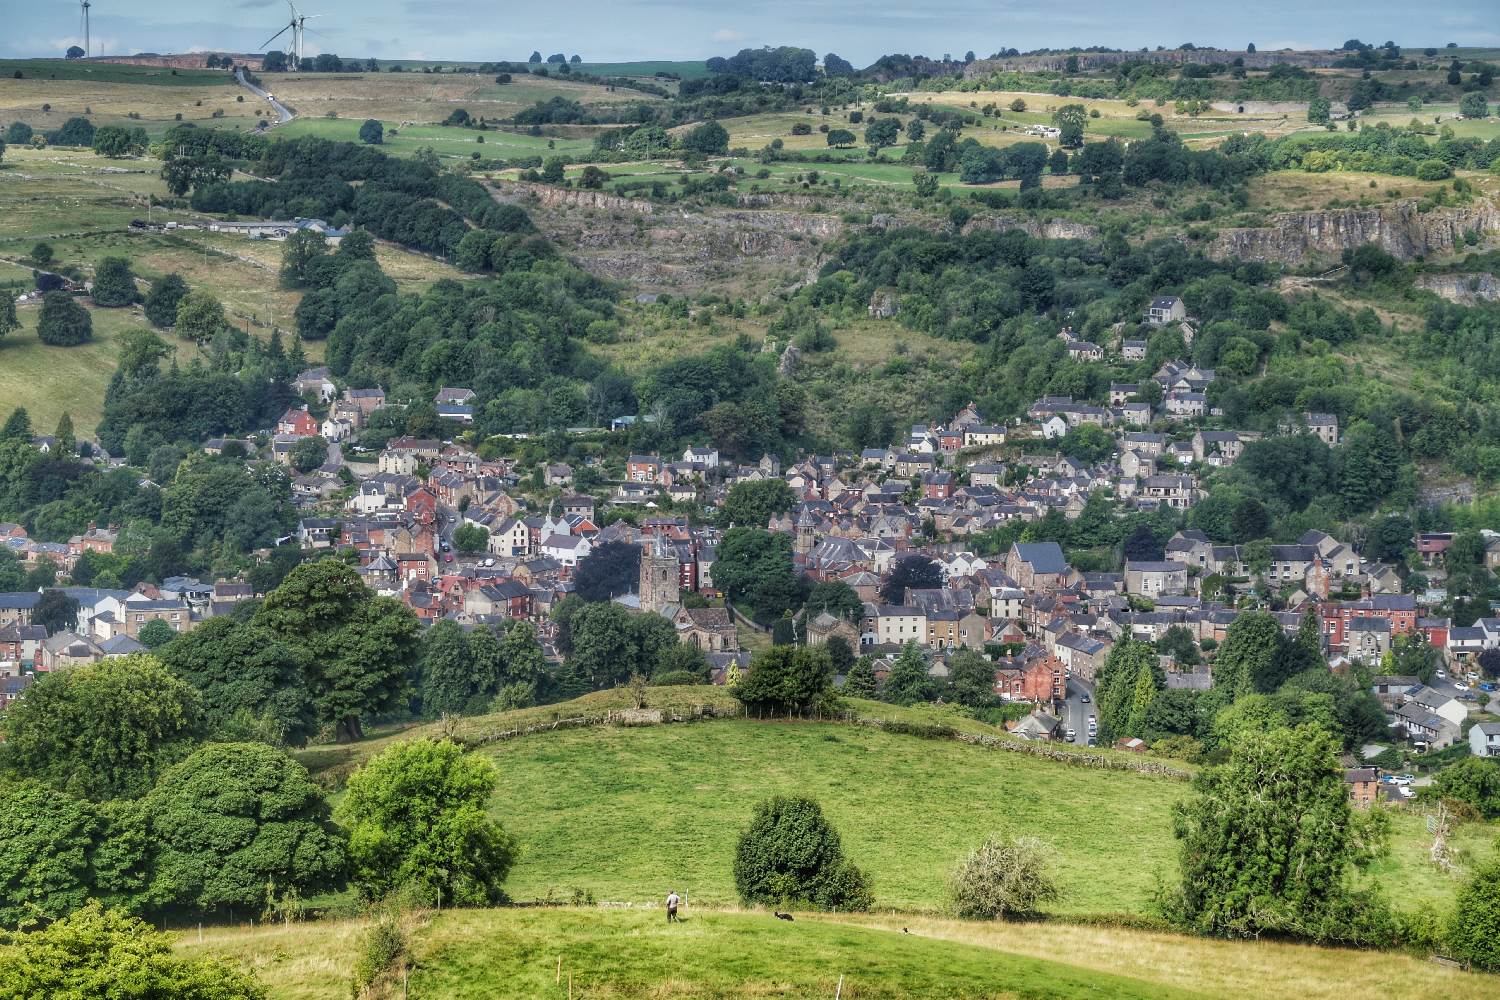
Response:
345,387,387,418
1121,339,1147,360
293,366,337,402
963,425,1006,448
627,454,663,484
1124,560,1189,598
488,518,531,557
1370,674,1420,711
1007,542,1069,591
1163,392,1206,418
1344,768,1380,808
435,387,476,406
1066,340,1103,362
1012,710,1061,741
1146,296,1186,325
1393,700,1460,750
276,407,319,438
1470,722,1500,758
1304,412,1339,446
873,606,927,647
437,402,474,425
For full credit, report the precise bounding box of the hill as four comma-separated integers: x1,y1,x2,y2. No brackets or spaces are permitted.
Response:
177,904,1500,1000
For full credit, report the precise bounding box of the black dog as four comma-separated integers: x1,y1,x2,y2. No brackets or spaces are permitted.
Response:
774,911,794,921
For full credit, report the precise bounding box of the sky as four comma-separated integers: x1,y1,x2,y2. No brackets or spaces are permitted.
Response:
2,0,1498,65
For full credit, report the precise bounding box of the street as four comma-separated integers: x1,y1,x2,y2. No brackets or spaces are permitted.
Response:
1061,675,1096,746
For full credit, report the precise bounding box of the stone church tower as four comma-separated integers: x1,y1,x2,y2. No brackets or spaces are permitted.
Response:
639,534,680,615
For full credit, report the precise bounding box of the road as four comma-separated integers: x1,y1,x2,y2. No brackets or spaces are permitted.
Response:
1061,676,1096,747
235,67,294,125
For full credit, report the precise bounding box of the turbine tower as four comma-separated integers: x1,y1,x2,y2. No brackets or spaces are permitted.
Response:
80,0,91,58
259,1,324,72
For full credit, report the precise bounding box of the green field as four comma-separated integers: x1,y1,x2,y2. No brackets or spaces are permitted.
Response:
0,303,198,436
176,904,1500,1000
435,712,1491,915
272,117,593,161
0,59,233,86
572,60,710,79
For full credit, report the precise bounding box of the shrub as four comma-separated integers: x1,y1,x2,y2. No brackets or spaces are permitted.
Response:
1416,159,1453,181
1447,861,1500,970
732,795,871,911
950,835,1061,919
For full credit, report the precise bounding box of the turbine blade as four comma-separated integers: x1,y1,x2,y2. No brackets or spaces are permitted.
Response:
259,24,291,49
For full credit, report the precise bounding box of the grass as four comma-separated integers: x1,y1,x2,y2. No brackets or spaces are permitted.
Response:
0,302,199,436
482,718,1181,912
0,60,232,86
272,117,593,162
174,905,1500,1000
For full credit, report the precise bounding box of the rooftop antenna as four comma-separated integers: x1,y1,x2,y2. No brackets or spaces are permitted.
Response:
80,0,91,59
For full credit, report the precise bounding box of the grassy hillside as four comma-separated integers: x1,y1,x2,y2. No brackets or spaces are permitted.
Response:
177,905,1500,1000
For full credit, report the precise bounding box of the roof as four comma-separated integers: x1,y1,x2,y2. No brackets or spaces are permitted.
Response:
1012,542,1067,575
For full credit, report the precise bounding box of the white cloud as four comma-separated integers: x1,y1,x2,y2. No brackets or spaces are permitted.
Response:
710,28,745,44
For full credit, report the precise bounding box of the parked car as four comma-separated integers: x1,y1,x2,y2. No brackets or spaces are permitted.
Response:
1436,669,1448,680
1066,728,1077,743
1086,737,1098,747
1482,683,1497,693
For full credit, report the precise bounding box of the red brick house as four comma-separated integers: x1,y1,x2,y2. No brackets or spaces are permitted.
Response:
277,407,319,437
1322,595,1417,650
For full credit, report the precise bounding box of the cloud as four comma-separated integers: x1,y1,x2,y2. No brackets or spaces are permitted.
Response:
710,28,745,43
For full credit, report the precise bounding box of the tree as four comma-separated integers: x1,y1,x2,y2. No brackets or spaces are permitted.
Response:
0,291,15,343
31,588,79,634
289,435,328,474
842,656,877,697
733,645,834,715
713,527,804,623
0,781,108,928
948,648,997,708
732,795,872,911
574,539,641,601
680,120,729,155
28,241,53,266
51,412,74,457
653,642,710,682
1211,611,1288,698
721,479,795,528
1052,104,1087,148
359,118,384,144
882,642,936,706
912,170,939,197
0,408,31,442
0,655,205,802
1432,757,1500,819
1460,92,1490,119
823,53,854,76
452,522,488,553
66,45,85,59
1307,97,1332,125
335,738,516,905
137,618,176,650
155,617,315,745
864,118,901,148
174,290,226,343
420,620,506,717
48,117,95,147
252,560,421,742
804,579,862,622
91,125,147,158
1168,726,1392,944
540,157,565,183
1095,639,1161,741
564,603,676,691
0,902,266,998
949,835,1059,919
36,291,92,346
90,257,137,307
879,554,942,604
143,273,189,328
145,743,345,917
1448,861,1500,971
826,128,856,148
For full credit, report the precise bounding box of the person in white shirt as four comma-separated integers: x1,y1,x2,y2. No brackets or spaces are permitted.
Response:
665,890,680,922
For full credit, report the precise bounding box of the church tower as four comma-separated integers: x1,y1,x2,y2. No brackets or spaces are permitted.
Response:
639,533,680,615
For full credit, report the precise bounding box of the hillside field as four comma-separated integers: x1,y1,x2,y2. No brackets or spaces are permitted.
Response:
175,902,1500,1000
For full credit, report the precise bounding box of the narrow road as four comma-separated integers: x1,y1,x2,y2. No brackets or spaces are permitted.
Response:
1062,676,1096,746
235,67,294,126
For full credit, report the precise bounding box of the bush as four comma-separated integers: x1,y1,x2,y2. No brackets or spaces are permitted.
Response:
950,835,1061,919
732,795,872,911
1416,158,1453,181
1448,861,1500,970
36,291,92,346
350,914,407,996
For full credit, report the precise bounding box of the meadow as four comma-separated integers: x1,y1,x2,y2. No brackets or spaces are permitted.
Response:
272,117,593,162
175,903,1500,1000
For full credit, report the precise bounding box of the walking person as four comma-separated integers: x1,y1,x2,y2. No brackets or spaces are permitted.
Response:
665,890,680,923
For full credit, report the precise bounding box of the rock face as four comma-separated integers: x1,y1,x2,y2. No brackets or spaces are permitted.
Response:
868,287,900,319
962,216,1100,241
489,180,842,294
1209,199,1500,264
1414,272,1500,305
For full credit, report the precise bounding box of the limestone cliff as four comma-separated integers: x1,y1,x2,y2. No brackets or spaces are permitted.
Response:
1414,271,1500,305
1209,199,1500,264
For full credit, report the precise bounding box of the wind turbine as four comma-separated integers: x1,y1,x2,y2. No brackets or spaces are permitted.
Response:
259,1,324,71
79,0,91,58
